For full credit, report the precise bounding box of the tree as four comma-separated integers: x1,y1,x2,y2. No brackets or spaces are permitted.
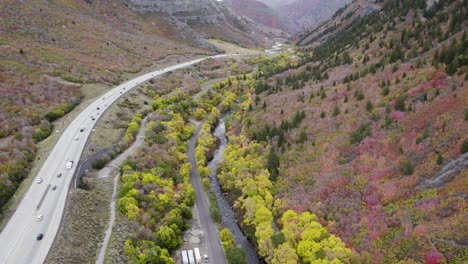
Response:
395,95,407,111
297,240,321,263
271,232,286,248
266,149,280,181
366,100,373,111
297,130,308,144
272,243,299,264
220,228,235,248
461,139,468,154
154,225,181,252
226,246,247,264
332,105,340,117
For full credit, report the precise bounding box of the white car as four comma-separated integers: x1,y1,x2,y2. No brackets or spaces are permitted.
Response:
36,215,43,221
203,255,209,263
66,161,74,169
36,178,42,184
75,136,79,141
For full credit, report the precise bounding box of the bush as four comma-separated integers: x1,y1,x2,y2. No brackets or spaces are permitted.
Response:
401,160,414,175
461,140,468,154
92,156,110,170
226,246,247,264
209,205,221,223
350,123,372,144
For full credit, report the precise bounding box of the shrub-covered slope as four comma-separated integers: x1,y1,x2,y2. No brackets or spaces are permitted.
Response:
244,0,467,262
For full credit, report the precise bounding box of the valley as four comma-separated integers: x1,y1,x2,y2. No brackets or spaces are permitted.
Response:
0,0,466,264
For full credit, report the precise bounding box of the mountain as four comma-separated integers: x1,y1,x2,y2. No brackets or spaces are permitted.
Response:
227,0,283,30
123,0,274,47
257,0,351,32
244,0,467,262
295,0,382,46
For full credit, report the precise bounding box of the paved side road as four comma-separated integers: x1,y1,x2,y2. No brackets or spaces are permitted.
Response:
0,54,239,264
95,117,148,264
187,121,227,264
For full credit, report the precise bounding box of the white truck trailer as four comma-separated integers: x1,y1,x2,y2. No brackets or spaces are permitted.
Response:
193,248,201,264
181,250,189,264
187,250,195,264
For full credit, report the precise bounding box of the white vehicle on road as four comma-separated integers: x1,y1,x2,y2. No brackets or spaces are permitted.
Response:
36,178,42,184
36,215,43,221
66,161,74,169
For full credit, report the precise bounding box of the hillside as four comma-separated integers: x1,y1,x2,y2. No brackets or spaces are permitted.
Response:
240,0,467,262
0,0,217,215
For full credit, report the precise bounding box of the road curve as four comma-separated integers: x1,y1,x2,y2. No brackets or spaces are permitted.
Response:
187,121,227,264
0,54,239,264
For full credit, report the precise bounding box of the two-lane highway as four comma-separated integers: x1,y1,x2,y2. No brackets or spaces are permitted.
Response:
0,54,239,264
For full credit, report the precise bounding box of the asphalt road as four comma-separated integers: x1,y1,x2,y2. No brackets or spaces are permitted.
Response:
187,121,227,264
0,54,237,264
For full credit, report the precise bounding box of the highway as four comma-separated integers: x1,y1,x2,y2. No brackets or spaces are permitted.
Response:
0,54,237,264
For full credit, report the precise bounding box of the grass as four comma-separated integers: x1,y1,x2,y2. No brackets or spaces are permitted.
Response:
208,39,260,55
46,176,113,263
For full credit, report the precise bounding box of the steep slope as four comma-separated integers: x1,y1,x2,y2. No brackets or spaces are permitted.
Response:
0,0,214,216
282,0,351,32
228,0,283,30
296,0,382,46
257,0,351,32
242,0,467,262
123,0,271,47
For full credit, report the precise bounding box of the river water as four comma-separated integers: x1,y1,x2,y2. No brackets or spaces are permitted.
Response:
207,117,260,264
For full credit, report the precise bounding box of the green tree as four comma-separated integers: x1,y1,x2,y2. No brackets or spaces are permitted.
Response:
226,246,247,264
220,228,235,248
461,139,468,154
154,225,181,252
395,95,407,111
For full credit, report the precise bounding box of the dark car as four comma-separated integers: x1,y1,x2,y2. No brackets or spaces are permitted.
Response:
37,234,43,241
52,185,57,190
57,173,62,178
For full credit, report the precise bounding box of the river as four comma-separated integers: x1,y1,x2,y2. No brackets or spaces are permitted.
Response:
207,116,260,264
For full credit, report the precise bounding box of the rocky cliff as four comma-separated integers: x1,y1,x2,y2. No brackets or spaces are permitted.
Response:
122,0,269,47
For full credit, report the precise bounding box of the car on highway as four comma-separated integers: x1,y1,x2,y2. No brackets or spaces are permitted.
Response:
80,126,85,132
37,178,42,184
66,161,74,170
36,234,43,241
36,215,43,221
204,255,209,263
51,186,57,190
91,117,95,121
57,173,62,178
97,107,100,110
75,136,79,141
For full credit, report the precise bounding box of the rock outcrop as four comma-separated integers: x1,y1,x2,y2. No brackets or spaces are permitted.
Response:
122,0,269,47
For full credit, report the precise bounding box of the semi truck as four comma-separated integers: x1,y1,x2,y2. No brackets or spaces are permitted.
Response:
181,250,189,264
193,248,201,264
187,250,195,264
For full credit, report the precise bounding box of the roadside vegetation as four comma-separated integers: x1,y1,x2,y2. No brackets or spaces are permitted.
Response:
113,58,253,262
